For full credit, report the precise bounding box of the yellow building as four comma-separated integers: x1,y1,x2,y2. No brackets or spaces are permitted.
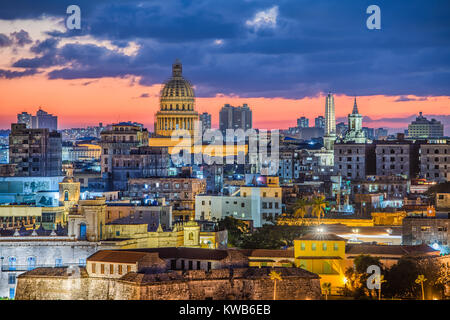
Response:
294,233,348,295
150,60,248,158
154,60,199,137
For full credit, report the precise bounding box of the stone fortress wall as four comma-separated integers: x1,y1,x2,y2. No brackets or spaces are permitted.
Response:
15,267,322,300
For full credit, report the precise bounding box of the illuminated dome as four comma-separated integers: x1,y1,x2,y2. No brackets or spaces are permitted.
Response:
159,59,195,111
154,60,199,137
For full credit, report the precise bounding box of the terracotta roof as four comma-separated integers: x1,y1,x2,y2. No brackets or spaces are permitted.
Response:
345,244,439,256
240,249,295,258
121,247,230,261
87,250,157,264
297,233,347,241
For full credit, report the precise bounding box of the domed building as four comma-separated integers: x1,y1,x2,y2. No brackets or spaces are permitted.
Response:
154,60,199,137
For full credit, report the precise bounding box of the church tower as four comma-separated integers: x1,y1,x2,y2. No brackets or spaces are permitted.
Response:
343,97,366,143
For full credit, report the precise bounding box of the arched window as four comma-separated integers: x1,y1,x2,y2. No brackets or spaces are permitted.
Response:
188,232,194,240
8,257,17,271
64,190,69,201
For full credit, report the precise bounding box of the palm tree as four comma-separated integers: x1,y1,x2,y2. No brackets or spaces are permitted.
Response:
311,196,327,224
415,274,427,300
292,198,309,219
269,270,282,300
376,275,387,300
322,282,332,300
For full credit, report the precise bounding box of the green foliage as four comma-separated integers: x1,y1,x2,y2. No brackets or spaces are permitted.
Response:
383,257,446,299
343,255,383,299
240,224,311,249
217,216,249,247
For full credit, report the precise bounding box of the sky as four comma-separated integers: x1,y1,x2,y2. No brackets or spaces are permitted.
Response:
0,0,449,133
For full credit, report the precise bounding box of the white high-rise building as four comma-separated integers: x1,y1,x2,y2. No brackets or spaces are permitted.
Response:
325,92,336,136
323,92,337,152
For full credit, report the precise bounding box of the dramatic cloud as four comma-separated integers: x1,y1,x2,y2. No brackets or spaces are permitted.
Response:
10,30,32,46
1,0,450,99
0,34,12,47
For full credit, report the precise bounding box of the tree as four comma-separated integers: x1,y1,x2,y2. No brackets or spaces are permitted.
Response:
415,274,427,300
384,257,419,299
292,198,309,219
217,216,248,247
311,196,327,224
343,255,383,299
240,224,311,249
322,282,332,300
270,270,282,300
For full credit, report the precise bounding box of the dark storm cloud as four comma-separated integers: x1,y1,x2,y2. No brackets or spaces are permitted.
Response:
4,0,450,98
0,34,12,47
10,30,32,46
0,68,39,78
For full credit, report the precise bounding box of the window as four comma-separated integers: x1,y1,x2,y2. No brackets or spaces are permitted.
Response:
322,243,327,251
300,242,306,251
127,265,131,273
9,288,15,300
311,243,317,251
334,243,339,251
101,264,105,274
197,261,201,269
27,257,36,271
207,262,211,271
8,257,16,271
91,263,96,273
55,258,63,267
8,274,16,285
189,261,193,270
110,264,114,274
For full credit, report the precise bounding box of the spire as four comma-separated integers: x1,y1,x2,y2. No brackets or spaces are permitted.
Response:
172,59,182,77
352,96,359,114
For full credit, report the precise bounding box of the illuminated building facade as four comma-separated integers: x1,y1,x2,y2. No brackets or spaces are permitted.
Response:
154,60,199,137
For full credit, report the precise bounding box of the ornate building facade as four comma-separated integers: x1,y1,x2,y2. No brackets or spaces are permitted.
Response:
154,60,199,137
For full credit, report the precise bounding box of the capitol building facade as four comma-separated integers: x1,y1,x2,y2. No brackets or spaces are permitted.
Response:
154,60,199,137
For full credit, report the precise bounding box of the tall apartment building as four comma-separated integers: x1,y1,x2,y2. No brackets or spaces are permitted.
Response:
408,112,444,138
8,123,62,177
31,109,58,131
17,112,32,128
420,142,450,182
127,177,206,221
375,140,420,179
99,122,149,180
375,128,388,140
219,103,252,134
314,116,325,129
199,112,212,133
297,117,309,128
334,143,376,180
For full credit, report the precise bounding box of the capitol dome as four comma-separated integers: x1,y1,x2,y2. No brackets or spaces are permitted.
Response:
154,60,199,137
159,59,195,111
